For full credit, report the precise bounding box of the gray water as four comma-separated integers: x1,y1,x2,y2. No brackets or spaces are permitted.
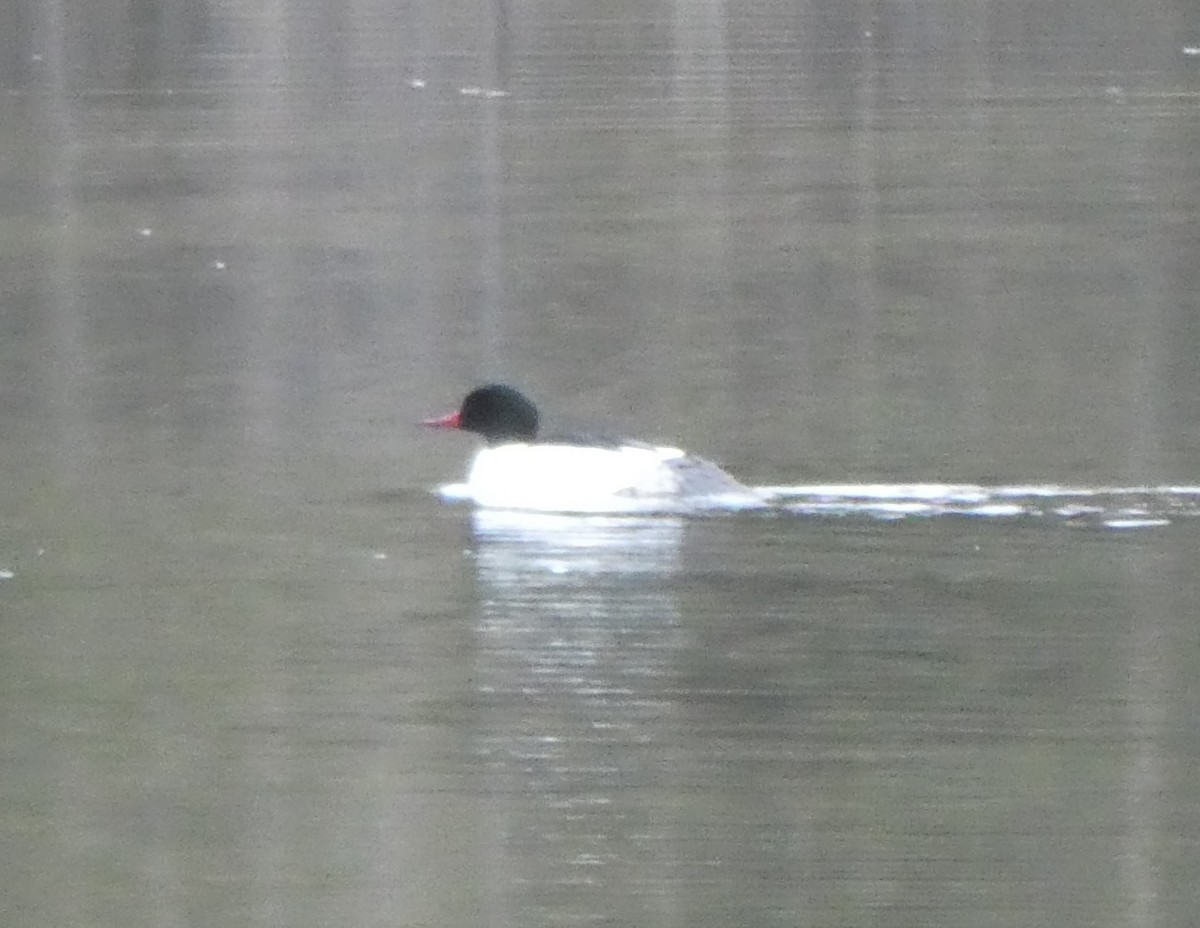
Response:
3,1,1200,926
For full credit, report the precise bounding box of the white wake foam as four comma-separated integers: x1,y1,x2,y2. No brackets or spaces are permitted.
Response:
438,482,1200,526
758,484,1200,527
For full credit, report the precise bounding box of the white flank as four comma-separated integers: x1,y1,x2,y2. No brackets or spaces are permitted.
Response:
465,443,691,513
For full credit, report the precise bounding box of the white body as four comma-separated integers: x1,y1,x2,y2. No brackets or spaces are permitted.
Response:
447,442,765,514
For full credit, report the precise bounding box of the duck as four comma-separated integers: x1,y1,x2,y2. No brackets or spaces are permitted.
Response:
423,384,764,513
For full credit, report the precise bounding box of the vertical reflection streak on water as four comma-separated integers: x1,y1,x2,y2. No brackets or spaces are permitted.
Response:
1120,536,1167,928
225,4,295,921
664,0,732,435
36,0,90,488
1123,108,1165,483
229,0,315,471
469,513,684,924
354,0,446,399
851,16,882,470
959,2,996,479
30,4,92,921
477,0,509,377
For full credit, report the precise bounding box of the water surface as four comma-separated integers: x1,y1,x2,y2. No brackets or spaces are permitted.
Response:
3,0,1200,926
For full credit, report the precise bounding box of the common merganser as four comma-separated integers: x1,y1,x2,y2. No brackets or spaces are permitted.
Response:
423,384,765,513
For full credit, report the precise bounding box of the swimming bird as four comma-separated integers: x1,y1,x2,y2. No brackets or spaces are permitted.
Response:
423,384,763,513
